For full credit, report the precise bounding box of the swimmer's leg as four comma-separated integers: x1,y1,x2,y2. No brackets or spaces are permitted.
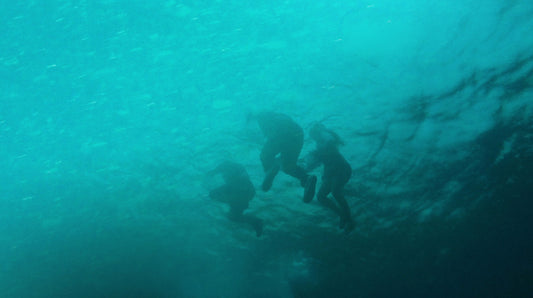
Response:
279,132,306,182
279,138,316,202
242,213,263,237
261,140,281,191
229,208,264,237
332,180,354,233
316,178,342,218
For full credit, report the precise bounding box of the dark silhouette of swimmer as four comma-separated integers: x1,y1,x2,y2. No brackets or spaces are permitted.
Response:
248,111,317,203
208,161,263,237
305,123,354,233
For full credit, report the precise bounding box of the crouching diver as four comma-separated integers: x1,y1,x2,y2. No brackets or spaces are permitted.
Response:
208,161,263,237
305,123,354,233
247,111,317,203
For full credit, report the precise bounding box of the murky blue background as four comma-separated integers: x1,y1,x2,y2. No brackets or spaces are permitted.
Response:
1,1,532,297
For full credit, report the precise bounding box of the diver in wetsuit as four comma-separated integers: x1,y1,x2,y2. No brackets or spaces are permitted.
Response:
248,111,317,203
208,161,263,237
305,123,354,233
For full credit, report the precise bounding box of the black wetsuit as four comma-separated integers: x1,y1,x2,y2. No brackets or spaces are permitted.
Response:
254,112,316,202
307,126,354,232
209,161,263,236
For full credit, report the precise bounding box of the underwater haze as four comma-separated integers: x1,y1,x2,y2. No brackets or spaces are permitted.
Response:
1,0,533,297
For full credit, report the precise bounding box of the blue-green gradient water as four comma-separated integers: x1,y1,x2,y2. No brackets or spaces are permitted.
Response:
1,1,533,297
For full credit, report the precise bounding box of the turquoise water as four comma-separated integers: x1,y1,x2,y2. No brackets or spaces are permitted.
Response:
1,1,533,297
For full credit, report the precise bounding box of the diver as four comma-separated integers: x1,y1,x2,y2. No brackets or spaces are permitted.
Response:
208,161,263,237
305,122,354,233
247,111,317,203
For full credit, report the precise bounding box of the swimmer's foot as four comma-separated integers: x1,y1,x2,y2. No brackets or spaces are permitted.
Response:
343,219,355,234
339,216,354,233
339,216,347,229
262,164,280,191
303,175,317,203
254,220,264,237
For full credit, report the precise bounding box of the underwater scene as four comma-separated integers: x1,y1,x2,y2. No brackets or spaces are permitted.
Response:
1,0,533,297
